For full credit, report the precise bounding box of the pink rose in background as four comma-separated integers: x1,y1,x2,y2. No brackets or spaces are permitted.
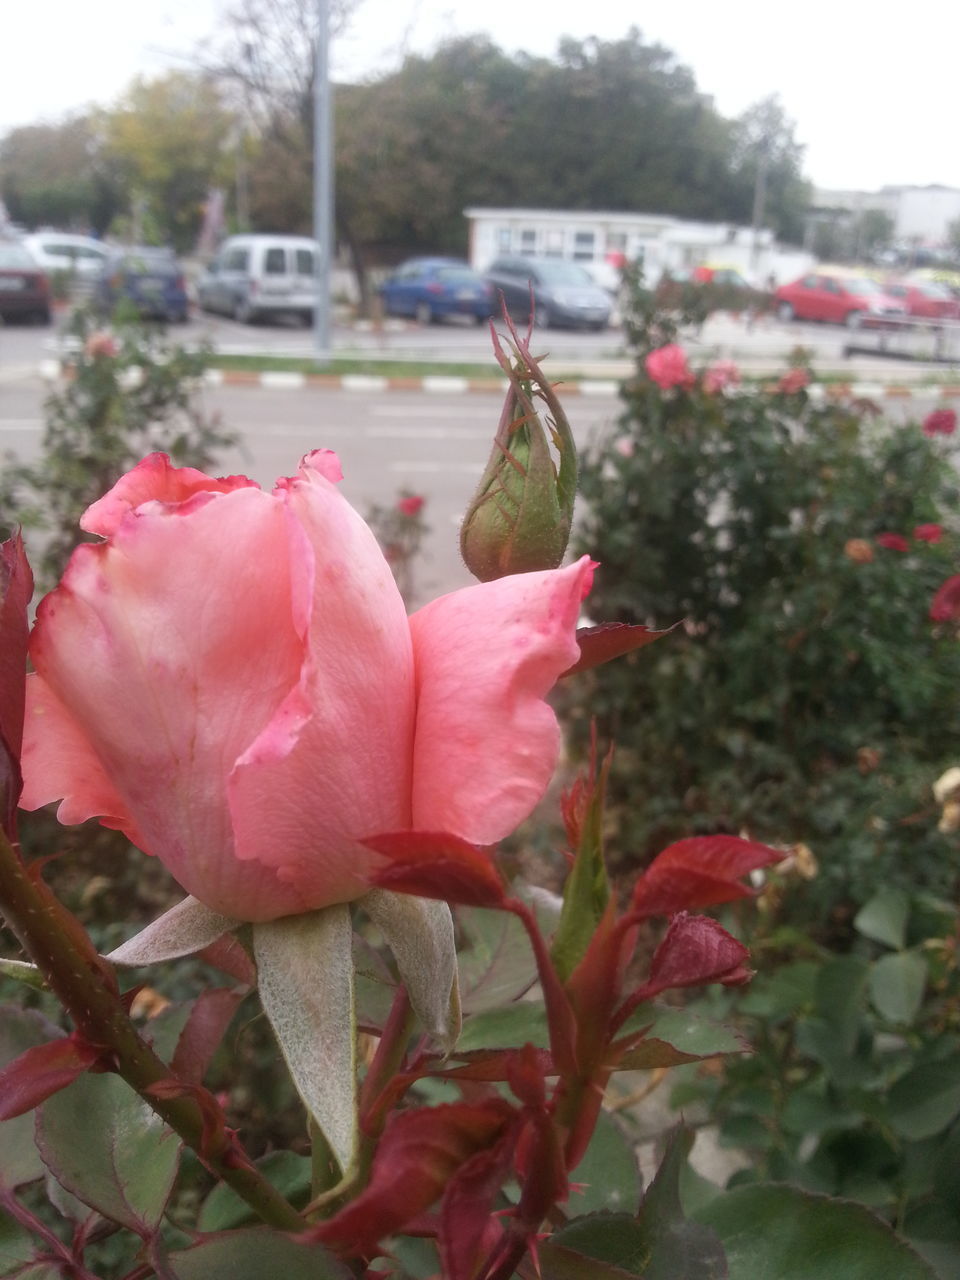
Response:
702,360,741,395
913,523,944,544
84,331,119,360
876,532,909,552
777,368,810,394
645,344,693,390
613,438,635,458
20,452,593,922
396,495,425,518
923,409,957,437
931,575,960,622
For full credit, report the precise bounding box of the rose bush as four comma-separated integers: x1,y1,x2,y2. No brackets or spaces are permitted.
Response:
20,450,593,922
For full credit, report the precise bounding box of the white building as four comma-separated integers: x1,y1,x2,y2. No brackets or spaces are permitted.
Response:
464,207,811,288
812,185,960,246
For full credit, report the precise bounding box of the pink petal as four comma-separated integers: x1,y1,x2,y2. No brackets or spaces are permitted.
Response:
409,557,594,843
227,456,416,908
24,488,309,920
81,452,258,537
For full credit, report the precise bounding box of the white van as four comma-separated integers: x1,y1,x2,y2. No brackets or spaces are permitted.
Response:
197,234,320,325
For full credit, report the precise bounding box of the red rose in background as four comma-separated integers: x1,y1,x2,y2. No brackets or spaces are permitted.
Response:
922,409,957,437
645,344,693,390
876,532,909,552
913,523,944,544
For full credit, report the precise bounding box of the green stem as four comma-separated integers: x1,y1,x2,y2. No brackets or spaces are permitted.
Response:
0,829,306,1234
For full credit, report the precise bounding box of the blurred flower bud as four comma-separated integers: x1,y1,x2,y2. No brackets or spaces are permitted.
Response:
396,494,425,518
844,538,874,564
460,313,577,582
933,766,960,807
84,331,119,360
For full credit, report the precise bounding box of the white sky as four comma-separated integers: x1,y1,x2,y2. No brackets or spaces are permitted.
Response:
3,0,958,193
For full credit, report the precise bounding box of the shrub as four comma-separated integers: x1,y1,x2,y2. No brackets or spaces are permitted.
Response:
567,269,960,929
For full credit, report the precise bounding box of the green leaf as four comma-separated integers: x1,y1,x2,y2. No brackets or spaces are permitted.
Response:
0,1006,61,1188
854,889,910,950
455,1001,549,1053
617,1006,747,1070
694,1183,937,1278
107,896,237,965
455,905,538,1015
361,890,459,1051
167,1228,353,1279
198,1152,311,1231
537,1237,639,1279
36,1071,181,1237
0,1209,34,1275
546,1213,651,1275
253,905,357,1179
888,1062,960,1140
567,1109,642,1217
815,956,869,1055
551,753,611,981
868,950,928,1025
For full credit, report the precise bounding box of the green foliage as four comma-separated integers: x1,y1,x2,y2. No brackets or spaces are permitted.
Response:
676,891,960,1276
568,270,960,925
0,307,235,589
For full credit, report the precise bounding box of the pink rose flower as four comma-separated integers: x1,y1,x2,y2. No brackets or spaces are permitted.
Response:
931,574,960,622
702,361,741,395
777,368,810,394
84,331,119,360
645,344,693,390
20,452,594,922
613,438,635,458
922,409,957,437
913,523,944,544
876,532,909,552
396,495,425,518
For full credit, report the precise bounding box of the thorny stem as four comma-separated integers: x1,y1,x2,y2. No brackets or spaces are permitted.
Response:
0,1185,97,1280
0,828,306,1234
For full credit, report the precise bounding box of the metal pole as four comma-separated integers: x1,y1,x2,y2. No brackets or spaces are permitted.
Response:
313,0,333,362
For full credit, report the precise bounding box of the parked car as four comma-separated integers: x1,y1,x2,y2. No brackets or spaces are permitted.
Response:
775,271,905,328
484,256,612,330
882,279,960,321
197,235,320,325
95,247,189,322
0,241,52,323
379,258,493,325
691,263,752,288
22,232,111,280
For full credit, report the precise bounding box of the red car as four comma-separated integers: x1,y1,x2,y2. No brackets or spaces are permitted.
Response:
882,280,960,321
775,272,904,328
0,241,51,324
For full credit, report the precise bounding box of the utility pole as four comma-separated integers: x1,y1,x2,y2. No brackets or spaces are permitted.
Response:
750,142,769,279
313,0,333,363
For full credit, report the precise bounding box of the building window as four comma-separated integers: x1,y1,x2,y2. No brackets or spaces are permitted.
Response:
496,227,512,253
606,231,627,253
520,228,537,255
573,231,595,261
545,229,564,258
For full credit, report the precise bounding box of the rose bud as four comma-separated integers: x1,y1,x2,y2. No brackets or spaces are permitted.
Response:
460,315,577,582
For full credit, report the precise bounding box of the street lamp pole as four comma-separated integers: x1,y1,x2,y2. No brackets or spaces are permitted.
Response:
313,0,333,362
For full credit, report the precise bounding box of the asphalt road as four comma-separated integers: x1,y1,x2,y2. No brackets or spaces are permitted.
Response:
0,373,620,604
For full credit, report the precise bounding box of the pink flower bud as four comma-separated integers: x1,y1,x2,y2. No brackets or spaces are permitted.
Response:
876,532,909,552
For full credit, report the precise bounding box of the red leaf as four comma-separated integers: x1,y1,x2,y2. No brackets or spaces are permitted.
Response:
0,533,33,833
439,1135,515,1280
633,835,782,917
637,913,752,1000
197,933,257,986
563,621,677,677
437,1047,555,1082
310,1099,514,1254
365,831,508,908
170,988,248,1084
0,1035,100,1120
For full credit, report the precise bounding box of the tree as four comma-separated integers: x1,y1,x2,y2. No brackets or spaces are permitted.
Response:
101,72,236,250
730,95,812,245
853,208,895,259
0,116,122,234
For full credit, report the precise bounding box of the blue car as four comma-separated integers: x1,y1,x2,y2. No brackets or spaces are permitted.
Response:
379,257,494,325
96,247,190,323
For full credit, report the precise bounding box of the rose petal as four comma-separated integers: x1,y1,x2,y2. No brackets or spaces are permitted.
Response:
24,487,309,920
227,456,416,908
81,452,258,537
409,557,594,843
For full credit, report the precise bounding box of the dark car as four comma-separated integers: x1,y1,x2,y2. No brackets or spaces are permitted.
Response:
379,257,494,325
0,241,51,324
484,256,611,330
96,247,189,323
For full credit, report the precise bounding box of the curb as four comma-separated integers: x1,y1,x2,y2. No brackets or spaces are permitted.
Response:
36,360,960,402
